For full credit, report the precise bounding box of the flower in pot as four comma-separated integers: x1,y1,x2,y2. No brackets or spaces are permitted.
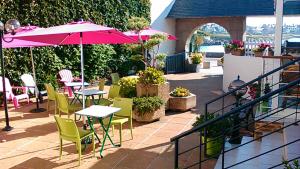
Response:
224,44,232,54
189,52,203,72
133,96,165,122
253,43,272,57
193,114,231,156
230,40,245,56
169,87,196,111
118,76,139,98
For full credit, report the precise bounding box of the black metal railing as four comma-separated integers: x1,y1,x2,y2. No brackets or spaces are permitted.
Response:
171,76,300,169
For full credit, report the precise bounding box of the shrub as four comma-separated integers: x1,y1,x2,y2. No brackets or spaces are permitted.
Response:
192,114,231,137
190,53,203,64
138,67,166,85
253,43,272,52
170,87,190,97
133,96,164,116
118,76,139,98
230,40,244,50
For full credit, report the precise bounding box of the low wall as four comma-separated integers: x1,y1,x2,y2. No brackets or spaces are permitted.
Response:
223,54,263,92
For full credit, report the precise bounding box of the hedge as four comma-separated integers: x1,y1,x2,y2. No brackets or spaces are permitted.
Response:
0,0,150,88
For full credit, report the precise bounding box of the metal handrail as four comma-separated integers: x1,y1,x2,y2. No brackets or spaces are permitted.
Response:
205,57,300,105
171,77,300,142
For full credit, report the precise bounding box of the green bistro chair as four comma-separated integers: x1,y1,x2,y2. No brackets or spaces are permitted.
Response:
104,98,133,146
56,92,82,120
98,85,120,106
110,73,120,85
54,116,95,166
44,83,57,114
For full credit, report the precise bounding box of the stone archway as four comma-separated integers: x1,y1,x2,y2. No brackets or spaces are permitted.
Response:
175,16,246,53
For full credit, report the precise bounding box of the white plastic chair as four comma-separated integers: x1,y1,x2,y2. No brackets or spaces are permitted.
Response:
21,74,36,94
0,77,29,108
59,69,81,97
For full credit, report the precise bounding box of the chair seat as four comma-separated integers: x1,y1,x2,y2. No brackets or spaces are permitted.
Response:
103,116,128,125
78,128,93,138
14,94,29,100
97,98,113,106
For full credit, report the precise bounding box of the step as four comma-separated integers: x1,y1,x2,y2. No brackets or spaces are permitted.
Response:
214,133,285,169
283,123,300,161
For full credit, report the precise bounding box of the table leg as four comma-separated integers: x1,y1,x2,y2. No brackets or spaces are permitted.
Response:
86,116,101,143
98,115,118,158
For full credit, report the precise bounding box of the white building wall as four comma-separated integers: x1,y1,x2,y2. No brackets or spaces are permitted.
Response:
150,0,176,55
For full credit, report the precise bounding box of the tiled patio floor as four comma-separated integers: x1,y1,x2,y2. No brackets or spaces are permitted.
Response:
0,62,223,169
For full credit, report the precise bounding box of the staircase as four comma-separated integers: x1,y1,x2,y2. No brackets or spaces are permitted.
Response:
171,57,300,169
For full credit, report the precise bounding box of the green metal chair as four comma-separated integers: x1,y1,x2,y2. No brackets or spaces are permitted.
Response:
98,85,120,106
44,83,57,114
104,98,133,146
56,92,82,120
110,73,120,85
54,116,95,166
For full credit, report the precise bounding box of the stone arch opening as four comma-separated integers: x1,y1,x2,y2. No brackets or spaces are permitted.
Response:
185,23,232,58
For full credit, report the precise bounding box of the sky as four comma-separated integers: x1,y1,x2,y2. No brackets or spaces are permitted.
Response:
247,16,300,26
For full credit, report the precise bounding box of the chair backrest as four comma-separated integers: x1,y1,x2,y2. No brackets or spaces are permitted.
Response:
54,116,79,139
108,85,120,99
113,97,133,117
44,83,56,101
111,73,120,85
56,92,70,114
21,74,36,94
0,77,13,99
59,69,74,83
98,78,105,91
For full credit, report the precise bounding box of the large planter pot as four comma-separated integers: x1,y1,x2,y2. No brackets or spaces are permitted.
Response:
202,136,223,156
231,49,245,56
133,106,165,122
188,63,201,72
254,51,263,57
136,82,170,109
169,94,196,112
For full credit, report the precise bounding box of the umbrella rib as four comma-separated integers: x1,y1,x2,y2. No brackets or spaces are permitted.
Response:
59,33,72,45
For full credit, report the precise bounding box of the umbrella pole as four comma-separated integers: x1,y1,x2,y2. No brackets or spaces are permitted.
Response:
0,30,12,131
80,32,86,124
29,47,46,113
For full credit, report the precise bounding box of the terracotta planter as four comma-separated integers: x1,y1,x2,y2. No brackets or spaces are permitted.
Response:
136,82,170,109
225,47,231,54
231,49,245,56
133,106,165,122
254,51,263,57
169,94,196,111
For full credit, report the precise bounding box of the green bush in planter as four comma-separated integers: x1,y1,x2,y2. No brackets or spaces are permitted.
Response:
192,114,231,156
118,77,139,98
190,53,203,64
170,87,191,97
137,67,165,85
133,96,164,116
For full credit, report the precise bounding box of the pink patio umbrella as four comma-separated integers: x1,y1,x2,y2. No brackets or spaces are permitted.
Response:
3,26,53,112
124,27,176,41
11,21,135,109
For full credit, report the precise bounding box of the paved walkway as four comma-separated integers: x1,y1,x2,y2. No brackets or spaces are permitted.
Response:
0,61,223,169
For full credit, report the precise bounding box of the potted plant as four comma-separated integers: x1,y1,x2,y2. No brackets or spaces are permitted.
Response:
118,76,139,98
253,43,272,57
230,40,245,56
169,87,196,111
133,96,165,122
224,43,232,54
136,67,170,108
189,52,203,72
193,114,231,156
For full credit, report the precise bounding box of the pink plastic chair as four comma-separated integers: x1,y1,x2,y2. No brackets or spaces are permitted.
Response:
59,69,81,97
0,77,29,108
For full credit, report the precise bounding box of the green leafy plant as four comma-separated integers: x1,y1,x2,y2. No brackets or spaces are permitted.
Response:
190,53,203,64
127,17,149,32
118,76,139,98
170,87,191,97
192,114,231,137
155,53,167,70
283,159,300,169
138,67,166,85
133,96,164,116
